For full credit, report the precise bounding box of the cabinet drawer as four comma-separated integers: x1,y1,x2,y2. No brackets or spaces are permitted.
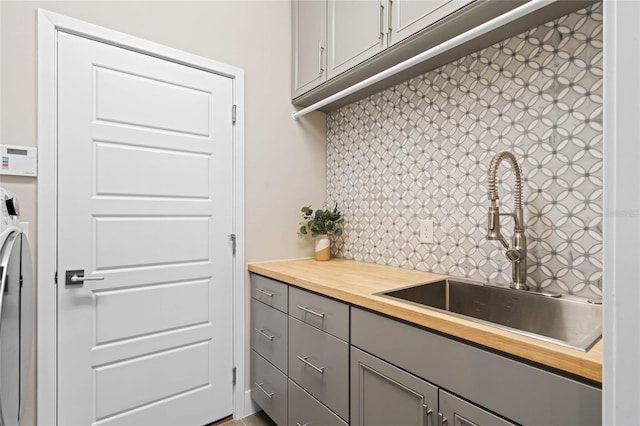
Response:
289,286,349,341
288,379,347,426
251,299,288,374
289,317,349,421
251,274,288,313
251,350,287,426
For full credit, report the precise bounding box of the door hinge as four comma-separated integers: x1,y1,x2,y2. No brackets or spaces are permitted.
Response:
232,104,237,124
228,233,237,255
232,367,237,386
54,271,58,285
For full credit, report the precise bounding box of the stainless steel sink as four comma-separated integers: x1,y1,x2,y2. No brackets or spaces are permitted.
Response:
379,279,602,351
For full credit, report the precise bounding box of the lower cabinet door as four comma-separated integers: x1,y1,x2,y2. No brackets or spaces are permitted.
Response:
251,350,287,426
288,379,347,426
351,346,438,426
439,390,516,426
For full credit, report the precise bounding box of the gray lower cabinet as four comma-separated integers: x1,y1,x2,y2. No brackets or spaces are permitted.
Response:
352,307,602,426
252,350,288,426
289,379,347,426
251,272,601,426
439,390,514,426
351,346,437,426
351,346,513,426
289,316,349,421
251,298,288,374
250,273,350,425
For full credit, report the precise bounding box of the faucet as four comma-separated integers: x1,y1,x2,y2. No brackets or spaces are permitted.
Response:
486,151,528,291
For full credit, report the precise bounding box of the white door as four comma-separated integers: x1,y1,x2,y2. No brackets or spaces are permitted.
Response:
56,32,234,425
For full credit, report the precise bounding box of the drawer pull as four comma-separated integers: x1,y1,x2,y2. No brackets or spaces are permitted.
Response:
296,355,325,373
256,288,275,297
255,328,276,341
255,382,275,398
297,305,325,318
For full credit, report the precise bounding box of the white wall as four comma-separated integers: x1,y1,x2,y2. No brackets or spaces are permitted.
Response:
603,1,640,424
0,1,326,424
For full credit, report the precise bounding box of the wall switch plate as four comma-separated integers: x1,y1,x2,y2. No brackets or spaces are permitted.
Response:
419,219,434,244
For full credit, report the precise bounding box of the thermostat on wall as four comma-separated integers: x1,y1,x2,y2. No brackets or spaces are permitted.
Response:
0,144,37,176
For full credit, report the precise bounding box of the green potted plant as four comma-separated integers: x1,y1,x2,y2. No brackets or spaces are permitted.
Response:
298,204,344,261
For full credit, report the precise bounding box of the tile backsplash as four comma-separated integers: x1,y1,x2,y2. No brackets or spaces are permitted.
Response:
327,3,602,298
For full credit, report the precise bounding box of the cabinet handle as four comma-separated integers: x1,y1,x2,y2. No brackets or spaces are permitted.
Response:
255,328,276,341
379,0,384,39
296,355,325,373
388,0,393,33
256,288,274,297
318,41,324,74
296,305,325,318
438,412,447,426
255,382,275,398
423,405,433,426
296,423,309,426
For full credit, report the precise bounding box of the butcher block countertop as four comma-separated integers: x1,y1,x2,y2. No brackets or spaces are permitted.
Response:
248,258,602,383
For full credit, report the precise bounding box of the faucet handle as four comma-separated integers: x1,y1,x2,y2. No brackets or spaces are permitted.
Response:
505,249,522,262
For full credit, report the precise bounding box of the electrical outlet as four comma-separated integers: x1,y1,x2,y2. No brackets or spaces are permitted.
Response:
419,219,434,244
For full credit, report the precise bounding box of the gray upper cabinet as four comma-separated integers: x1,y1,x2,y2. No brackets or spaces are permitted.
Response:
305,0,475,89
292,0,594,110
387,0,473,46
292,0,327,98
326,0,386,79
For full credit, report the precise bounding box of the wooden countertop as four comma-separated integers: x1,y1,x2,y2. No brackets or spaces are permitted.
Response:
248,258,602,383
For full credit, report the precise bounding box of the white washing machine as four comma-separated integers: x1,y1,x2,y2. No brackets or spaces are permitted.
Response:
0,187,34,426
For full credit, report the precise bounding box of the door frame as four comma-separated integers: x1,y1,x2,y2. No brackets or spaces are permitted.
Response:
37,9,246,425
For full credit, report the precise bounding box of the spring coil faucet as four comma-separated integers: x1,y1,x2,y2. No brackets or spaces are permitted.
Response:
487,151,528,290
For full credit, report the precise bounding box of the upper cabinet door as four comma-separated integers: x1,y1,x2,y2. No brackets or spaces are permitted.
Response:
388,0,474,46
292,0,327,98
327,0,386,79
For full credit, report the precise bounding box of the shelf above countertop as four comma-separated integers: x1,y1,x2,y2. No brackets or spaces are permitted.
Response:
248,257,602,383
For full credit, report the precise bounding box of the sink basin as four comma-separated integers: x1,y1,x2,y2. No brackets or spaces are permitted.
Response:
379,279,602,351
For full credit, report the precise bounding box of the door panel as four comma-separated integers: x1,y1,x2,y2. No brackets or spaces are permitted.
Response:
94,217,210,269
94,64,211,136
57,31,234,425
95,342,211,420
94,280,210,344
94,142,211,198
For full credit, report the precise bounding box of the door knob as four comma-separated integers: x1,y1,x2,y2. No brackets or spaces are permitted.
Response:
65,269,104,285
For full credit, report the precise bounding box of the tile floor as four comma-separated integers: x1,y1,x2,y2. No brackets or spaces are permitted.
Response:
217,411,276,426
